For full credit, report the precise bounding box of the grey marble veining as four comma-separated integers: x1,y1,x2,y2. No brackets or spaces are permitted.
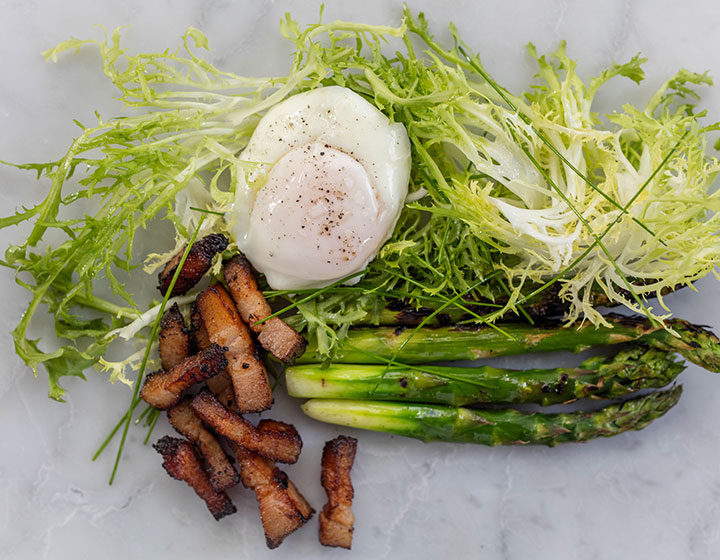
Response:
2,1,720,558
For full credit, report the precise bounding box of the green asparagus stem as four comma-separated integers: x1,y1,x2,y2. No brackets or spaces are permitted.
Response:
286,345,684,406
372,286,618,327
647,320,720,373
366,285,685,327
297,314,720,373
300,385,682,446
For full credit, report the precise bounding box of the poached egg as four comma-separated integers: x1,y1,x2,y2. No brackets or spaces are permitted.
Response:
232,86,411,290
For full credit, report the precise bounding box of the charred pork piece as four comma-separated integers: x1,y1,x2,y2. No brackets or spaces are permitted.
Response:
167,397,239,492
205,371,237,411
223,254,307,363
153,435,236,521
159,303,191,371
319,436,358,549
230,436,314,549
196,285,272,413
190,301,211,351
191,301,237,410
162,320,238,492
161,320,237,490
140,343,227,410
157,233,228,297
190,390,302,464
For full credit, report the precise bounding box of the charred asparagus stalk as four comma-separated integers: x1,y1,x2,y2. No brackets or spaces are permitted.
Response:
297,314,720,373
367,285,682,327
370,287,616,327
301,385,682,446
286,345,684,406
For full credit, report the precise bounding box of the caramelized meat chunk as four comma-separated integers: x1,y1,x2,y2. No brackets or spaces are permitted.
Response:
159,303,191,370
256,318,308,364
167,397,239,492
140,343,227,410
224,255,307,363
153,435,236,521
190,390,302,464
196,285,272,413
190,301,211,351
230,438,314,549
319,436,358,549
191,300,237,410
157,233,228,297
205,370,237,411
161,312,237,490
222,255,271,325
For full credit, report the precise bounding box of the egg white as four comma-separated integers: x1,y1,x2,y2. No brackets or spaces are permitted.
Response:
232,86,411,289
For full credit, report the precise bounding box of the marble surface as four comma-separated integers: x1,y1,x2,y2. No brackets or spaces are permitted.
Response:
2,1,720,558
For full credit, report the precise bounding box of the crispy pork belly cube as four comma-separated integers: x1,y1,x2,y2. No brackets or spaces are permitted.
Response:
319,435,358,549
196,285,272,413
157,233,228,297
223,254,307,363
167,397,239,492
256,317,307,364
190,301,237,410
205,371,237,411
190,390,301,464
140,343,227,410
159,303,191,371
160,310,237,490
190,301,211,351
153,435,236,521
230,435,314,548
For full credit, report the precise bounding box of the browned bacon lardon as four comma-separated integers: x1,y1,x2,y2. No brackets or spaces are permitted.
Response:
319,435,358,549
190,301,237,409
222,254,270,325
140,343,227,410
196,285,272,413
190,390,302,464
190,301,211,351
159,303,191,371
167,397,239,492
230,437,314,549
153,435,236,521
205,370,237,411
157,233,228,297
223,254,307,363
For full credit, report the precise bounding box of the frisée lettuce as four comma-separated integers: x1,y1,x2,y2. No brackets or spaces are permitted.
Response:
2,7,719,402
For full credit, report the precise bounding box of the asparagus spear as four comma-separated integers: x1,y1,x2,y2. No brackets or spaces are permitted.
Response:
286,345,684,406
297,314,720,373
372,286,617,327
300,385,682,446
369,285,682,327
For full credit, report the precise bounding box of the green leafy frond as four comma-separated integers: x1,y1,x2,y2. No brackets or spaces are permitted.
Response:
3,8,719,391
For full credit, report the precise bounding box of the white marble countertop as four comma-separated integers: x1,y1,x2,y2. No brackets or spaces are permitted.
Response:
2,1,720,558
